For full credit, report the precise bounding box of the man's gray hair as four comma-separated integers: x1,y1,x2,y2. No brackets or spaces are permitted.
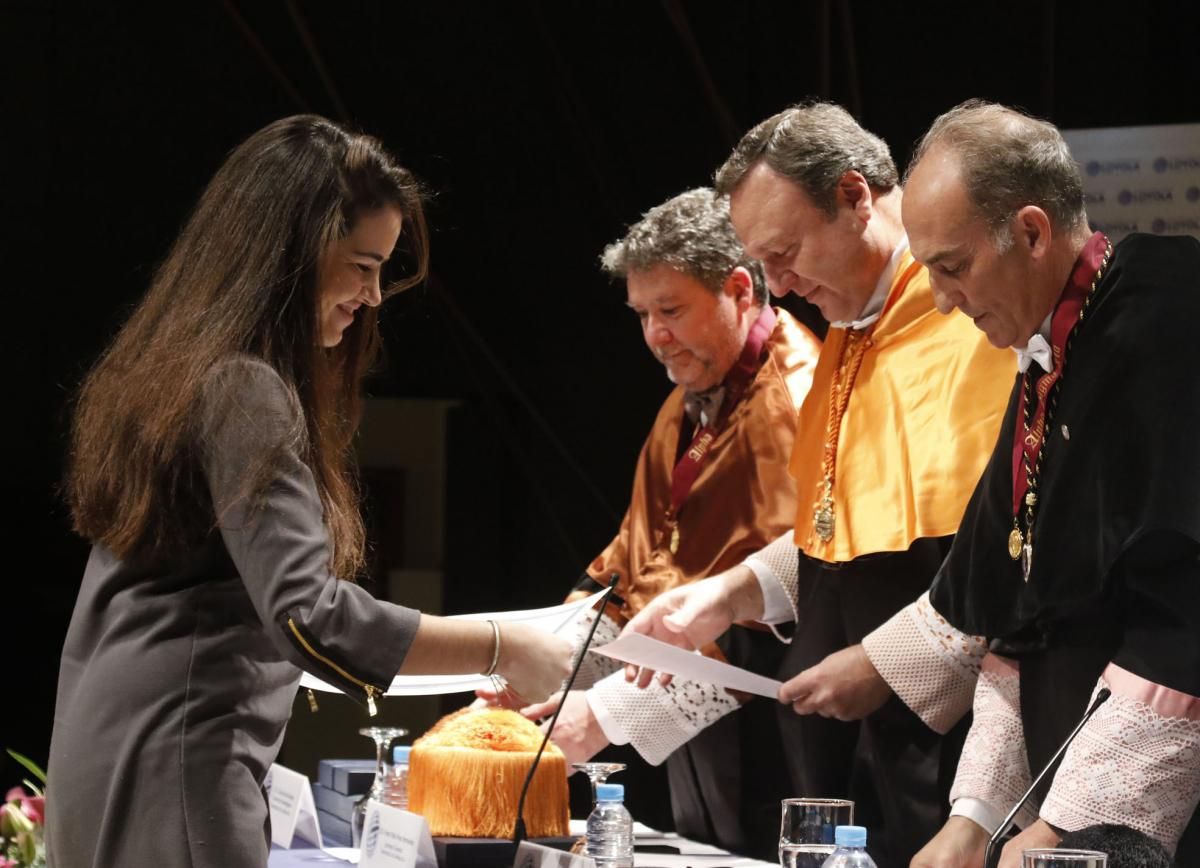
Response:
908,99,1087,250
714,102,898,217
601,187,767,305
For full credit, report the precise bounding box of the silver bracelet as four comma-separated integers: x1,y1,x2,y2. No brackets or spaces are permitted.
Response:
481,619,501,677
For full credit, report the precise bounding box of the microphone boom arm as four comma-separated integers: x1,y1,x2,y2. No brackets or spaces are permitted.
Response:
512,573,622,847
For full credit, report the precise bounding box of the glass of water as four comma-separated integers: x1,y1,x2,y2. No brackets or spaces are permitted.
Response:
1022,849,1107,868
779,798,854,868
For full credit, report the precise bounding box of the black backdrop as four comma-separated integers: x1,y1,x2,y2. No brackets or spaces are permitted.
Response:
5,0,1197,789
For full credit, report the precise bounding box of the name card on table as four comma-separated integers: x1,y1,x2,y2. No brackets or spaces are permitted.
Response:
265,762,322,848
514,841,596,868
358,800,437,868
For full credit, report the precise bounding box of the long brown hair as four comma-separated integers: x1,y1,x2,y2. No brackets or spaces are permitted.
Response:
67,115,429,579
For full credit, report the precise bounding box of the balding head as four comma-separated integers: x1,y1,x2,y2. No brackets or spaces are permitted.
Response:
903,101,1094,349
906,99,1087,250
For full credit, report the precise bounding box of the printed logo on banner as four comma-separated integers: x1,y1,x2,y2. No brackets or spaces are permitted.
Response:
1152,217,1200,234
364,807,383,859
1153,156,1200,173
1086,159,1140,176
1083,191,1106,204
1091,220,1140,234
1187,186,1200,203
1117,189,1173,205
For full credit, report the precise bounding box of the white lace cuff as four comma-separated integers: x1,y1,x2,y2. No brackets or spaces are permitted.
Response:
586,688,630,746
1041,663,1200,854
950,654,1038,830
588,668,739,766
568,609,623,690
861,591,985,734
744,532,798,640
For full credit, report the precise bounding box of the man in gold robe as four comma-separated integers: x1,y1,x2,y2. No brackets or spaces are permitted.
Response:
517,187,821,858
623,104,1015,868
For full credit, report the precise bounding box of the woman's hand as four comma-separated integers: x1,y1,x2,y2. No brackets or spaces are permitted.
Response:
494,622,574,705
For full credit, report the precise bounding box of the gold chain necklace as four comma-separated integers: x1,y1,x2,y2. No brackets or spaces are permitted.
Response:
1008,239,1113,580
814,328,873,542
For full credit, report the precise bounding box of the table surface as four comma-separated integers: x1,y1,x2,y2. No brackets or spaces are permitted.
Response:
268,820,776,868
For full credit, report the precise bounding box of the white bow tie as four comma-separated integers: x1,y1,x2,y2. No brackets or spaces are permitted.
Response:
1014,333,1053,374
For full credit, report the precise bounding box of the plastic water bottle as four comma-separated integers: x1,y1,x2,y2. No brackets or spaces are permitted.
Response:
383,745,410,810
586,783,634,868
820,826,877,868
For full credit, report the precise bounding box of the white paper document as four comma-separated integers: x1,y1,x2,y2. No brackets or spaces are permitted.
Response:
300,589,606,696
591,633,782,699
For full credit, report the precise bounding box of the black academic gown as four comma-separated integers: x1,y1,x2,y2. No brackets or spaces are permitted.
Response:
930,233,1200,858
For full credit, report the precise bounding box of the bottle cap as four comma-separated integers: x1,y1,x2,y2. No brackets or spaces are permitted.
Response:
834,825,866,848
392,745,412,764
596,783,624,801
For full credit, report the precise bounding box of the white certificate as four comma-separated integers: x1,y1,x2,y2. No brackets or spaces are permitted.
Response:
591,632,782,699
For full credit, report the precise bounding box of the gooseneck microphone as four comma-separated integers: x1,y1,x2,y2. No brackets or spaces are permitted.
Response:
512,573,621,848
981,687,1112,868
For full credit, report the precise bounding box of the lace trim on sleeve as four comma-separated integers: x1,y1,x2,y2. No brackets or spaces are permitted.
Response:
589,669,739,766
950,653,1038,830
744,532,799,639
567,609,623,691
1041,664,1200,854
861,591,985,734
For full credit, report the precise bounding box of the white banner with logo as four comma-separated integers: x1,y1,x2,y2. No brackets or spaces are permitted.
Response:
1063,123,1200,242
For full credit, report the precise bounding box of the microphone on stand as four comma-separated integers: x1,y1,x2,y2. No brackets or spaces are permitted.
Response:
981,687,1112,868
512,573,621,848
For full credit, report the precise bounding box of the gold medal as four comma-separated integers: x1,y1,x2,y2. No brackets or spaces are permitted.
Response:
669,523,680,554
1007,527,1023,560
815,501,835,542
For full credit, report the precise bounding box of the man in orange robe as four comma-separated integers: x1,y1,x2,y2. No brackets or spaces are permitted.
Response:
623,104,1015,868
517,187,821,858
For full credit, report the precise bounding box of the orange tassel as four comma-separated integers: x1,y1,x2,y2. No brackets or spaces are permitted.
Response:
408,708,569,838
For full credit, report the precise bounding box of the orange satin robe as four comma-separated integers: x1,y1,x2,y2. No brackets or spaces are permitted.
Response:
790,252,1015,562
586,309,822,623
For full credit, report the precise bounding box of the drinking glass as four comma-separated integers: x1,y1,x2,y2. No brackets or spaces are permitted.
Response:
351,726,409,847
778,798,854,868
571,762,626,812
1022,849,1107,868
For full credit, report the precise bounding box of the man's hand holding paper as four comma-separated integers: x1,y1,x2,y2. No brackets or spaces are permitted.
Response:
619,566,765,687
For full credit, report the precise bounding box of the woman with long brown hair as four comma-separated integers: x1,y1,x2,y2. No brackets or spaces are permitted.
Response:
47,115,572,868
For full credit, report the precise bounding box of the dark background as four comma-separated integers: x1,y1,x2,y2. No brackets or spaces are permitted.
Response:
4,0,1197,801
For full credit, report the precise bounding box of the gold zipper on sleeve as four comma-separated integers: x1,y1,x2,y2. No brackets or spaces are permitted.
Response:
286,617,381,716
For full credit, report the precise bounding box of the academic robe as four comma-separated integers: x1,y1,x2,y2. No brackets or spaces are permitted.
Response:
764,250,1015,868
578,308,821,857
931,233,1200,857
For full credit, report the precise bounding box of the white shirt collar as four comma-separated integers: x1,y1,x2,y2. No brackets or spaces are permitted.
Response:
831,235,908,330
1013,311,1054,373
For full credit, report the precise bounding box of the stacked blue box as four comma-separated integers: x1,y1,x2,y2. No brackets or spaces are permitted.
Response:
317,808,353,847
316,759,376,796
314,758,374,847
312,783,360,821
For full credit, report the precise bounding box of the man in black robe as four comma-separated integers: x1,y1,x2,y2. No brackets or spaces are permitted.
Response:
899,101,1200,868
